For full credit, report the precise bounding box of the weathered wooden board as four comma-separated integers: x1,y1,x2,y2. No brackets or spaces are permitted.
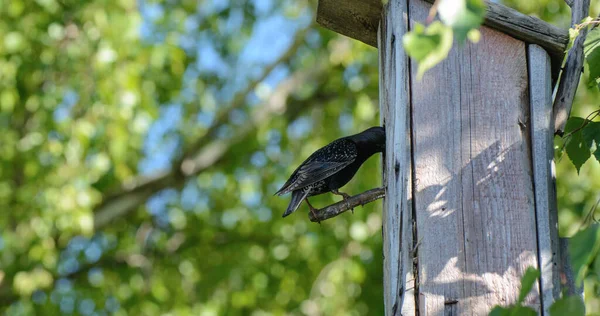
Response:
408,1,541,314
317,0,381,47
528,44,561,314
378,0,415,314
316,0,568,79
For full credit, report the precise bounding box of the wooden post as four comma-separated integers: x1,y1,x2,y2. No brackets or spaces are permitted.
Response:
317,0,565,315
378,1,561,315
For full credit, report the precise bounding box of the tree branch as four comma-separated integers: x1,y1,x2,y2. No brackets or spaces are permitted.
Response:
553,0,590,134
178,24,312,162
308,187,385,222
98,24,312,205
1,60,335,307
94,64,329,229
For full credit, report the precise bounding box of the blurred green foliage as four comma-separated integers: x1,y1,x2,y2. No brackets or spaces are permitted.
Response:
0,0,599,315
0,0,385,314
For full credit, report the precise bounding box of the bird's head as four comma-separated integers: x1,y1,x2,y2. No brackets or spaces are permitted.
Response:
351,126,386,153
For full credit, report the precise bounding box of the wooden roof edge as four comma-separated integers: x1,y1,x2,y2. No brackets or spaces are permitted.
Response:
317,0,568,70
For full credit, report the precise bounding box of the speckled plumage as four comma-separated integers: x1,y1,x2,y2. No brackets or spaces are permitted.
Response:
276,126,385,218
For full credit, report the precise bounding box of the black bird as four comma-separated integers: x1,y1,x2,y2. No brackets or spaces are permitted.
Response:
275,126,385,219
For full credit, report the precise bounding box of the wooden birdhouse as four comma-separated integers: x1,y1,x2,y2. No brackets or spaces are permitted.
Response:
316,0,571,314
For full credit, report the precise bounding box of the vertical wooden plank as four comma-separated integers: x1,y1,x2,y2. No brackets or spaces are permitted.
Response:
408,1,465,313
461,26,540,313
378,0,415,314
528,44,560,314
409,0,541,314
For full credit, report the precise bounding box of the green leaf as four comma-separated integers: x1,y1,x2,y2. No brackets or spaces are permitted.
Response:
584,28,600,91
567,28,580,52
438,0,486,43
581,16,594,24
518,267,540,304
570,224,600,285
489,305,537,316
489,306,510,316
582,121,600,163
594,250,600,278
549,296,585,316
467,29,481,43
564,117,592,173
403,22,453,80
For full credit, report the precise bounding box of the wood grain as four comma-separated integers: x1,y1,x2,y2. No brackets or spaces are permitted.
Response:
408,1,541,314
316,0,568,77
378,0,415,314
317,0,381,47
528,44,561,314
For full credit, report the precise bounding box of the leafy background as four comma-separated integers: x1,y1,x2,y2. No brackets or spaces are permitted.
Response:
0,0,599,315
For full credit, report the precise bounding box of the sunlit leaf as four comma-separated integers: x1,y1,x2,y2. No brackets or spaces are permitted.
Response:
518,267,540,304
567,28,580,52
489,305,537,316
438,0,486,43
467,29,481,43
403,22,453,80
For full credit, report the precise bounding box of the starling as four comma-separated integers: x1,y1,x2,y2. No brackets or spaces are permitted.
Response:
275,126,385,219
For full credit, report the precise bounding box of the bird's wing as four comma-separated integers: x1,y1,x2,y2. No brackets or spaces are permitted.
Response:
275,139,357,195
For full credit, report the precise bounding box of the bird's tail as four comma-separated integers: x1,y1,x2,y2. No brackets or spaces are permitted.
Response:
282,190,309,217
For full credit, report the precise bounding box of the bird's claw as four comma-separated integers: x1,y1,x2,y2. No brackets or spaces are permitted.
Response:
333,189,351,200
310,208,321,224
306,199,321,224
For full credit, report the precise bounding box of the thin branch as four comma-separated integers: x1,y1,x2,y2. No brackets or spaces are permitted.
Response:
580,193,600,230
556,108,599,156
426,0,440,24
308,187,386,222
553,0,591,134
564,0,574,8
562,108,600,139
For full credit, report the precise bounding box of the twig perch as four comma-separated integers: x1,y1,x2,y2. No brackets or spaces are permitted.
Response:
553,0,590,135
309,187,385,222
